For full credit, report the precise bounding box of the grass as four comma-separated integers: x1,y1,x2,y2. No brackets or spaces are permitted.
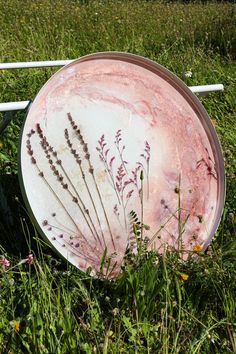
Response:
0,0,236,353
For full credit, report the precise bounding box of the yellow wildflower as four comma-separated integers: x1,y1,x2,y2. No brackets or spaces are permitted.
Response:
13,320,20,332
193,244,203,252
180,273,189,281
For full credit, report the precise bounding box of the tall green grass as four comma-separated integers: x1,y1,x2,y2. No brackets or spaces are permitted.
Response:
0,1,236,353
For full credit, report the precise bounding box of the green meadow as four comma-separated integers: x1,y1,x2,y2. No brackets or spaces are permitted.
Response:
0,1,235,353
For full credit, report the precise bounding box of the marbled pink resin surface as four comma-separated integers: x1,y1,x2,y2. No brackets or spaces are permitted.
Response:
20,54,224,277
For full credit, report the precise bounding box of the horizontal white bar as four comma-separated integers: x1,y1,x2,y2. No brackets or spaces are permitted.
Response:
0,60,74,70
0,101,30,112
189,84,224,94
0,85,224,112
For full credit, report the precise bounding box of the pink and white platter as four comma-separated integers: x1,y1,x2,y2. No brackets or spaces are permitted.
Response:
19,52,225,277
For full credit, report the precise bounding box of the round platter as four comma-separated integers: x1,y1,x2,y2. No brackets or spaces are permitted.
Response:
19,52,225,277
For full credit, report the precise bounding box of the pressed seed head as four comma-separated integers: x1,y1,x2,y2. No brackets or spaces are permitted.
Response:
83,144,88,153
36,123,42,134
175,187,180,194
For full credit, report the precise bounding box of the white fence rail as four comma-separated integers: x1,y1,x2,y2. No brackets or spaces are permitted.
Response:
0,60,224,113
0,60,73,70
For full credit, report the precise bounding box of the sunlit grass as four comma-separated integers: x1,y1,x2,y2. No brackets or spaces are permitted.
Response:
0,0,235,353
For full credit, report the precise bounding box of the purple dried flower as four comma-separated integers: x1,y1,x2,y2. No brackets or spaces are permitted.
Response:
115,164,126,193
83,144,88,153
36,123,42,134
109,156,115,169
26,254,33,265
114,129,128,172
27,149,33,156
126,189,134,199
113,204,119,216
0,258,10,268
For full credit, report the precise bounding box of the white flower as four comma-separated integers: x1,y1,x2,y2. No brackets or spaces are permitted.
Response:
184,70,192,78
